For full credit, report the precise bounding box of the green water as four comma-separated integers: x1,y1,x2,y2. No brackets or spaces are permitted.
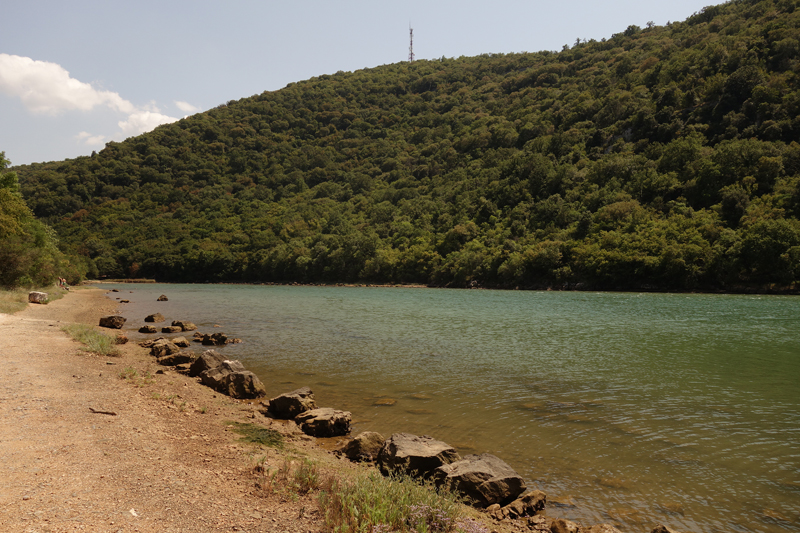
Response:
110,284,800,533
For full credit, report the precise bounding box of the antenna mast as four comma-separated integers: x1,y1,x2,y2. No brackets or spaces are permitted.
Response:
409,25,415,62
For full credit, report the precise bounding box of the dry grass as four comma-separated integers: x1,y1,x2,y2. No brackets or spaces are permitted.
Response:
0,284,67,314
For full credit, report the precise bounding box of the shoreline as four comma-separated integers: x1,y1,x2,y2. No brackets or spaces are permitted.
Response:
0,287,333,532
87,278,800,296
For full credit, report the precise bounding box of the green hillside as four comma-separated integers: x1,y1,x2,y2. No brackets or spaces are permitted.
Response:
15,0,800,291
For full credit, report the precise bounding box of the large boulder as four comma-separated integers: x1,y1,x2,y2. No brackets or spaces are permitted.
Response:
377,433,461,479
295,408,351,437
267,387,317,419
99,315,126,329
172,320,197,331
144,313,165,323
150,339,179,357
342,431,385,462
188,349,227,377
220,370,267,399
434,453,527,508
28,291,48,304
157,351,197,366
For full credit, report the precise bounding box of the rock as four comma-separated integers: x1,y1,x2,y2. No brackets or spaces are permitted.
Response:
550,518,581,533
500,490,545,518
220,370,267,399
28,291,49,304
267,387,317,419
157,351,197,366
157,294,168,301
434,453,527,508
650,527,680,533
342,431,385,462
139,325,158,334
144,313,165,323
201,332,228,346
377,433,460,479
114,333,129,345
138,336,165,348
295,407,351,438
188,349,227,377
99,315,126,329
161,325,182,333
171,336,190,347
526,516,551,532
172,320,197,332
150,339,179,357
120,299,130,303
111,289,119,292
199,359,246,389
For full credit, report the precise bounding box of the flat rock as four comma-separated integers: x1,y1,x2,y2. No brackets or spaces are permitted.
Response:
99,315,126,329
342,431,385,462
267,387,317,419
377,433,460,479
139,325,158,333
295,407,351,438
161,325,182,333
434,453,527,507
144,313,165,323
171,336,190,348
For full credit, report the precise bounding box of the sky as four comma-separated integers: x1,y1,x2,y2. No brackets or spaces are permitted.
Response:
1,0,719,167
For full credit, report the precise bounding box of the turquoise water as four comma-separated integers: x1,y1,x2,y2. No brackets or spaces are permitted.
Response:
107,284,800,533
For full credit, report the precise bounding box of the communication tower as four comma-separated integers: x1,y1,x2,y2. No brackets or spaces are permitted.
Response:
409,26,415,62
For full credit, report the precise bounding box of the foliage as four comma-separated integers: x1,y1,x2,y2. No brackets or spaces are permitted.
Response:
62,323,120,356
255,455,321,497
13,0,800,291
1,152,90,288
317,471,464,533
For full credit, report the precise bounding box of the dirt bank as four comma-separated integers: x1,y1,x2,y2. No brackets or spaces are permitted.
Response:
0,287,326,533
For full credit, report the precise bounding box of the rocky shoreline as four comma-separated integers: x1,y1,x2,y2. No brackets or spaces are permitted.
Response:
94,287,684,533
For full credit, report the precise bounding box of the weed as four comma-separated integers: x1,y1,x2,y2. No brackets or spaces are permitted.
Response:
199,406,207,414
317,471,464,533
118,366,154,387
227,421,283,448
61,323,120,356
255,456,321,496
0,284,65,314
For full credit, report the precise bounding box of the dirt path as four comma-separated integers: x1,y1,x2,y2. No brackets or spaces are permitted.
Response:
0,288,324,533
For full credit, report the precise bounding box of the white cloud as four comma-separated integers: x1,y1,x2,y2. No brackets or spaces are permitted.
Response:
0,53,135,115
75,131,106,147
175,100,200,113
118,110,179,136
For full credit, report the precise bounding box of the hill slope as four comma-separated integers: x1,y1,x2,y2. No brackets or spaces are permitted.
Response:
15,0,800,290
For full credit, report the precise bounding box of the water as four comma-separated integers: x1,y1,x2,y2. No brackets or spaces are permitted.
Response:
106,283,800,533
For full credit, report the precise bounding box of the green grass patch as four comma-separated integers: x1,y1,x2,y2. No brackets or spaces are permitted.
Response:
61,323,120,356
227,421,283,448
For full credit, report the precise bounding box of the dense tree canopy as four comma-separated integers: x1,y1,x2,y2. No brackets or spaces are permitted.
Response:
14,0,800,291
0,152,87,287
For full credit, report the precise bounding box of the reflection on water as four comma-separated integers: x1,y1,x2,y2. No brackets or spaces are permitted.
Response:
109,284,800,533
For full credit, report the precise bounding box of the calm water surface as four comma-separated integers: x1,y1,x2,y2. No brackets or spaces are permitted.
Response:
107,284,800,533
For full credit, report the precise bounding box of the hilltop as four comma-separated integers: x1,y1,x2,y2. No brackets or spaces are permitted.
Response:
14,0,800,291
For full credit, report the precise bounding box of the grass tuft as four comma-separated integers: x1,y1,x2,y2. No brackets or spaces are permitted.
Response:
61,323,120,356
0,284,66,314
228,421,283,448
317,471,467,533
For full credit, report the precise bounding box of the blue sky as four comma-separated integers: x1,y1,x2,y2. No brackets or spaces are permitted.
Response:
1,0,717,166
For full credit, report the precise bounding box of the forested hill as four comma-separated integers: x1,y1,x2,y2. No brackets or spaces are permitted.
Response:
14,0,800,290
